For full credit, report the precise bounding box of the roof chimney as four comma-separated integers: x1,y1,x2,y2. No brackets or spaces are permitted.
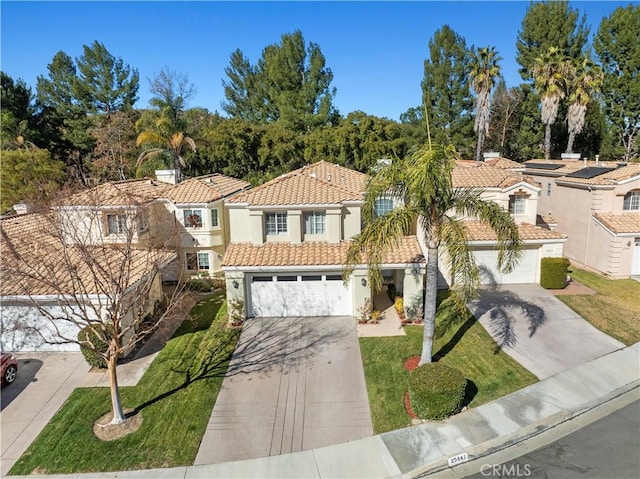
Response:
155,169,179,185
561,153,581,161
12,202,32,215
482,152,501,161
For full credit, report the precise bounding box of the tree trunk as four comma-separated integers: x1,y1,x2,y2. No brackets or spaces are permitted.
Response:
566,132,575,154
544,123,552,160
107,354,125,425
419,246,439,366
475,132,484,162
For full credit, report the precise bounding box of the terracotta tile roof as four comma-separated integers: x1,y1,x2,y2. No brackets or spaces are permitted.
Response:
536,214,557,228
1,213,176,296
484,157,524,170
452,164,538,189
222,236,424,268
166,174,250,204
556,163,640,186
464,221,567,241
62,179,172,207
227,161,365,206
594,213,640,234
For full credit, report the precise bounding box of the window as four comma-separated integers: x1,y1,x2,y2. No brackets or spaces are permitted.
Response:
304,211,326,234
509,195,526,215
183,209,203,228
106,214,127,235
276,275,297,282
623,191,640,211
325,274,343,281
210,208,219,228
302,275,322,281
547,183,552,197
265,212,287,235
186,252,210,270
374,198,394,217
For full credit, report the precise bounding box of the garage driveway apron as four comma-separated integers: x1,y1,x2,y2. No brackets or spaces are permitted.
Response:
195,316,373,465
469,284,625,380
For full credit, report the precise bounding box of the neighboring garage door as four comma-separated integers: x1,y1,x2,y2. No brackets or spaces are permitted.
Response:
249,273,351,317
473,248,539,284
632,237,640,276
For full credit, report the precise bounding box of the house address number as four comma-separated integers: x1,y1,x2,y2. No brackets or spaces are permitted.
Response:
448,452,469,467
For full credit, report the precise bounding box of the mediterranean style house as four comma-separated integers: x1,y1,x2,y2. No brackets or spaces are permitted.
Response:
523,160,640,279
222,160,567,320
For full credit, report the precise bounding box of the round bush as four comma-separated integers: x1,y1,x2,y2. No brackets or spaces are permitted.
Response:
409,362,467,420
78,326,108,369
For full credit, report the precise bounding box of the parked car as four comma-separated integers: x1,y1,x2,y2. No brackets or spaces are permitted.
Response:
1,353,18,385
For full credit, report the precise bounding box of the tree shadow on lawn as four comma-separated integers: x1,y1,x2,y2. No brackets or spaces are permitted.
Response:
132,316,343,414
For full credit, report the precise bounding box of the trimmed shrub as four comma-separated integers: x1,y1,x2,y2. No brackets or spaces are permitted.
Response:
409,363,467,420
540,257,571,289
186,278,215,293
78,326,109,369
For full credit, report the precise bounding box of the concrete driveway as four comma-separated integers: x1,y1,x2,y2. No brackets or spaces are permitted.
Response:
195,316,373,465
0,352,88,475
469,284,625,379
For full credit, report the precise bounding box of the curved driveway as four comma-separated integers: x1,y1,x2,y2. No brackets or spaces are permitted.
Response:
195,316,373,465
469,284,625,379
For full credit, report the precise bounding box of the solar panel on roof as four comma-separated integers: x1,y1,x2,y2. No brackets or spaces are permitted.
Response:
566,167,616,179
525,163,564,170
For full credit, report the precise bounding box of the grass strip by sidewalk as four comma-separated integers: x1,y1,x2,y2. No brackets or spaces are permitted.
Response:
10,291,239,475
557,267,640,346
360,296,538,434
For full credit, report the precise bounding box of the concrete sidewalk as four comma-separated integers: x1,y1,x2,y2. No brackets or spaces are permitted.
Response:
10,343,638,479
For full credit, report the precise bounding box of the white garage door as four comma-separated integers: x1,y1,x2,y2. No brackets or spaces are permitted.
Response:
249,273,351,317
473,248,539,285
632,237,640,276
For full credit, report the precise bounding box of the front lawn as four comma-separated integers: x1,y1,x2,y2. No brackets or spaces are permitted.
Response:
10,291,240,475
360,295,538,434
558,267,640,346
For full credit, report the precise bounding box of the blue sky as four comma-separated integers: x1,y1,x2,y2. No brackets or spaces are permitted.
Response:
1,1,632,121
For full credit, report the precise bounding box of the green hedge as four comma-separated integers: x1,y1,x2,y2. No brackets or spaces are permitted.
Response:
540,257,571,289
409,362,467,420
77,326,109,369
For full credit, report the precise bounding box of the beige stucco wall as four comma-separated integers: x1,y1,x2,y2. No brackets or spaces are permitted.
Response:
225,271,246,319
403,266,426,321
351,270,370,317
343,205,362,240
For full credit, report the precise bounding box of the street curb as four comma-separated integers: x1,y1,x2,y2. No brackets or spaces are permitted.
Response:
406,379,640,479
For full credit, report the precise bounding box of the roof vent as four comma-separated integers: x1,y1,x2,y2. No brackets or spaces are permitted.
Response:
309,172,317,179
327,173,331,182
482,151,501,161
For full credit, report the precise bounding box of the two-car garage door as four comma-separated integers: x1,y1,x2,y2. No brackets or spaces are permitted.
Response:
249,273,351,317
473,248,539,285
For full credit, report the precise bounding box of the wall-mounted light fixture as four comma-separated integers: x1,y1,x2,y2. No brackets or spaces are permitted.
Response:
361,278,367,287
232,280,239,289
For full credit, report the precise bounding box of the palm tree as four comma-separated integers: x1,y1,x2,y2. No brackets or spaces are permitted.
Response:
345,143,522,365
531,47,571,160
469,46,502,162
136,106,196,180
565,56,603,154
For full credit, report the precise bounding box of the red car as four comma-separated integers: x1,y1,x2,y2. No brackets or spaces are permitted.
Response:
1,353,18,385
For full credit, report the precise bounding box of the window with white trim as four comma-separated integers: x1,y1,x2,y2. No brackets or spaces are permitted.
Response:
508,194,526,215
374,198,394,217
265,212,287,235
623,191,640,211
106,214,128,235
186,252,210,270
183,209,203,228
211,208,219,227
304,211,326,234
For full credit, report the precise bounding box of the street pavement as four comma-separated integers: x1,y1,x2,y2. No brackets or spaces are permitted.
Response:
468,284,625,379
194,316,373,465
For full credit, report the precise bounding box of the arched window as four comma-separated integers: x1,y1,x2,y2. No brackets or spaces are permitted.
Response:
623,191,640,211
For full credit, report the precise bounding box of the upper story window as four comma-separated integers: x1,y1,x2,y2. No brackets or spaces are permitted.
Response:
374,198,394,217
265,212,287,235
106,214,128,235
211,208,219,228
623,191,640,211
304,211,326,235
184,209,203,228
509,194,526,215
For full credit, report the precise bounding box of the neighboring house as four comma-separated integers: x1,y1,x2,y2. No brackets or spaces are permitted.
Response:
163,173,250,276
0,212,174,352
523,160,640,278
222,161,426,319
433,162,568,286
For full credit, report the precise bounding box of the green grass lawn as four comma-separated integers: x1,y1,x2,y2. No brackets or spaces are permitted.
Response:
360,296,538,434
10,291,240,475
558,267,640,346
